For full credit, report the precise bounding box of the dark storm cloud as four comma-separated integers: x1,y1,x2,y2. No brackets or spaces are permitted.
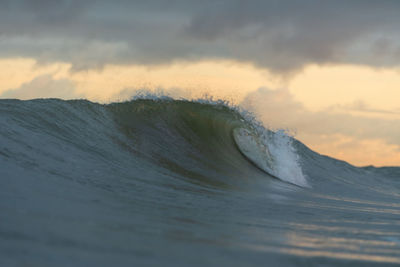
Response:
1,0,400,72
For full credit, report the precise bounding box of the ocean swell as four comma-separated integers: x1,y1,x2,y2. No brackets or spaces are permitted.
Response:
2,97,400,266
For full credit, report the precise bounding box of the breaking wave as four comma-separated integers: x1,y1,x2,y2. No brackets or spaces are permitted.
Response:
1,97,400,266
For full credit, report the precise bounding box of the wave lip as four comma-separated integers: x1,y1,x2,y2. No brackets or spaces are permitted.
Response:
233,127,309,187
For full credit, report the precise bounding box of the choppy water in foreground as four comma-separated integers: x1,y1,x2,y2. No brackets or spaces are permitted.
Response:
1,98,399,266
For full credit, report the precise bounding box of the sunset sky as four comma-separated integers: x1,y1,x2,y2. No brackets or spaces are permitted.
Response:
1,0,400,166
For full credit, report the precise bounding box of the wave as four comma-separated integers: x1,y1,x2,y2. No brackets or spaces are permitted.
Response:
2,97,400,266
108,98,307,187
1,97,397,189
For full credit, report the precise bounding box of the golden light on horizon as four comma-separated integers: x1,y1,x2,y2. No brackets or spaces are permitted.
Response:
69,60,279,102
290,65,400,116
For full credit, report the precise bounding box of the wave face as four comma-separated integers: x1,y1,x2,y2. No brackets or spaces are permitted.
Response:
1,98,400,266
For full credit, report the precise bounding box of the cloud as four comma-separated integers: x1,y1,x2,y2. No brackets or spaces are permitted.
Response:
1,1,400,72
330,100,400,116
242,87,400,144
1,74,81,100
241,87,400,165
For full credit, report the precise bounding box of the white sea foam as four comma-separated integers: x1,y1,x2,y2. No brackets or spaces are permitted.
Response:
233,127,309,187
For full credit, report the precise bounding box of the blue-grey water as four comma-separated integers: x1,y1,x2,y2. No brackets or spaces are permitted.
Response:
1,98,399,266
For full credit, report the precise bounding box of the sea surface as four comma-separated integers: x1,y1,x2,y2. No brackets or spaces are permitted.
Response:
1,98,399,266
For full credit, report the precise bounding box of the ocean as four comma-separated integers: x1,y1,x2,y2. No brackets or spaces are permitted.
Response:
1,98,399,266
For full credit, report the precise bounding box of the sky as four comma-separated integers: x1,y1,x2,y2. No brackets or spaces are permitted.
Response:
1,0,400,166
